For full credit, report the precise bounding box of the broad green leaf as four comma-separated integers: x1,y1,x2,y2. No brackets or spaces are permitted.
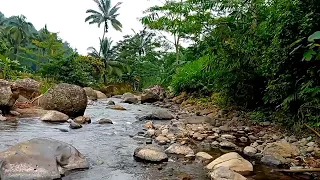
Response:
308,31,320,42
303,49,317,61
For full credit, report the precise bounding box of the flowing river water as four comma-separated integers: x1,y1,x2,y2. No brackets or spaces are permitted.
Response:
0,98,298,180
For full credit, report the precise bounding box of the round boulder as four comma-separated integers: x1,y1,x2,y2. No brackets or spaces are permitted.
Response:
134,145,168,163
38,83,88,118
0,138,89,180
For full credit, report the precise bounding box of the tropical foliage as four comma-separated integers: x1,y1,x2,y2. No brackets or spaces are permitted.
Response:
1,0,319,127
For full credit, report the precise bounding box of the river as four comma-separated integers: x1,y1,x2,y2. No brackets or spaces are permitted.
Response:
0,98,298,180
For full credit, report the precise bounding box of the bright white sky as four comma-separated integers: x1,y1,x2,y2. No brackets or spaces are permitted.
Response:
0,0,160,55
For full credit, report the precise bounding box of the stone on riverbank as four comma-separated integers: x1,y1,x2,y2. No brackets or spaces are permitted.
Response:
107,100,115,105
122,97,139,104
40,110,69,122
263,140,300,158
68,119,83,129
243,146,257,157
111,105,126,110
139,109,174,120
210,166,247,180
84,87,98,101
196,152,213,164
0,138,89,180
37,83,88,118
14,78,41,100
0,80,19,115
74,116,91,124
165,144,194,155
98,118,113,124
206,152,253,175
94,90,107,99
134,145,168,163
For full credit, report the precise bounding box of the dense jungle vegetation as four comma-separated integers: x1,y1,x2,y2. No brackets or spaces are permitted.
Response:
0,0,319,127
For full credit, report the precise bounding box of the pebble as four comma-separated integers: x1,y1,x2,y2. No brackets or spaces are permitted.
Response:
243,146,257,156
219,141,237,149
239,137,248,143
221,134,236,140
211,141,220,147
307,146,314,153
249,135,258,141
307,142,315,147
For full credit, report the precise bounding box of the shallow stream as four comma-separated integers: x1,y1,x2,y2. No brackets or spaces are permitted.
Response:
0,98,299,180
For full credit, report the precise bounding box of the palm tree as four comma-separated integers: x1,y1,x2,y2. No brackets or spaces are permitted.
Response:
85,0,123,50
87,38,126,83
3,15,33,59
131,28,154,59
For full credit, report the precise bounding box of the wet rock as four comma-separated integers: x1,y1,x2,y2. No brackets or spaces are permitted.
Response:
37,83,87,118
243,146,257,157
210,166,247,180
58,128,69,132
134,145,168,163
196,152,213,164
111,105,126,110
144,121,153,129
0,115,7,121
40,110,69,122
98,118,113,124
206,152,253,175
155,135,170,145
261,155,283,166
122,97,139,104
14,78,41,100
263,140,300,158
74,116,91,124
107,100,115,105
220,141,237,149
139,109,173,120
68,120,83,129
0,138,89,180
165,144,194,155
84,87,98,101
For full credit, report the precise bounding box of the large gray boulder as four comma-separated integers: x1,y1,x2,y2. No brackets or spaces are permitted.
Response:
0,138,89,180
14,78,41,100
37,83,87,118
0,80,19,115
141,85,165,103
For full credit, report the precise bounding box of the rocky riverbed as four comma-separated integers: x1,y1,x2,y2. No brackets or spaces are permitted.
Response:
0,79,319,179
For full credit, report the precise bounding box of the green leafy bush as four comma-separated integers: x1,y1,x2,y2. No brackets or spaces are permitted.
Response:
171,56,213,94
